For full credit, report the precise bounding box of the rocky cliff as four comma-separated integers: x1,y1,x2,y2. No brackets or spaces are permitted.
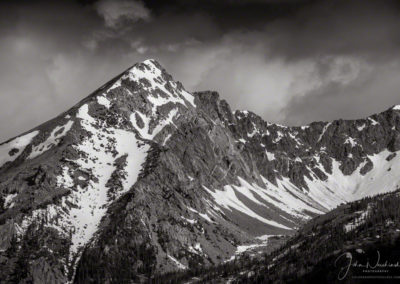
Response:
0,59,399,283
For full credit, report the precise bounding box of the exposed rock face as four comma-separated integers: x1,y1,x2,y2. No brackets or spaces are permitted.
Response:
0,59,400,282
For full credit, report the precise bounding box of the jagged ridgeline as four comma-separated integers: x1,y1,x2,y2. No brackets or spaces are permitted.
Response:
0,59,400,283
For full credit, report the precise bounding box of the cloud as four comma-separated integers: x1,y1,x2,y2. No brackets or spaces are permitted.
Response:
156,35,370,123
1,0,400,142
282,60,400,125
95,0,150,28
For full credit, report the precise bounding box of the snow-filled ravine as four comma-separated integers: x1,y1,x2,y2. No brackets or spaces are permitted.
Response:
204,149,400,230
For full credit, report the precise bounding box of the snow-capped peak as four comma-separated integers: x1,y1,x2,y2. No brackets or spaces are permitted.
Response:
106,59,195,109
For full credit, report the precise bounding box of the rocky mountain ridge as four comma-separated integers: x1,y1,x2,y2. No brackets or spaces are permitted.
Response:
0,59,399,283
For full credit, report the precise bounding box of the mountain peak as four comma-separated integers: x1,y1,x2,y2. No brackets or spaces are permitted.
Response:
101,58,195,109
126,58,165,78
142,58,159,65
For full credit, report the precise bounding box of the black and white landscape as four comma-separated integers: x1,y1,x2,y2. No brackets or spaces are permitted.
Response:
1,1,400,283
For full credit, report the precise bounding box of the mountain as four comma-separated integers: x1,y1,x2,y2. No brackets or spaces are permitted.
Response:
0,59,400,283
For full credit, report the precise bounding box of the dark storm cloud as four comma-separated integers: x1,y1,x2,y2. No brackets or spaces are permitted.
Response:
261,0,400,124
264,0,400,60
1,0,400,141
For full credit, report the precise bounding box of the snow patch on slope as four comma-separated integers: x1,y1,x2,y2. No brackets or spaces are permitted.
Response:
0,131,39,167
228,235,277,261
357,124,366,131
344,137,357,147
29,120,74,159
203,184,292,230
317,123,331,142
4,193,17,209
187,206,215,223
368,117,379,126
344,209,370,233
168,255,187,270
266,151,275,161
130,108,179,140
188,243,203,255
57,166,74,188
97,95,111,108
260,176,325,216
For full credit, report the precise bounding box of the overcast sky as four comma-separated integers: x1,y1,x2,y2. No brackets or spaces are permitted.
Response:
1,0,400,141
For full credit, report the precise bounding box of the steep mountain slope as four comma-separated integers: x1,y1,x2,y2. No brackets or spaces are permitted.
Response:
0,59,399,283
